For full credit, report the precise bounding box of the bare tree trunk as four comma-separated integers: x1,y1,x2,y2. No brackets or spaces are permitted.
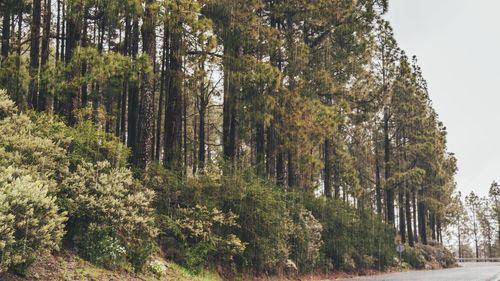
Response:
164,24,183,170
136,0,156,169
39,0,51,111
324,139,332,198
384,110,394,224
406,191,414,246
1,3,10,58
28,0,42,109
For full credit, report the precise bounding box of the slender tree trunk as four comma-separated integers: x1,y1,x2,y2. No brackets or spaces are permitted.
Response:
119,16,130,143
418,189,427,245
60,0,65,61
413,192,418,243
127,17,139,163
256,121,265,176
39,0,51,111
15,11,23,107
137,0,156,169
384,110,394,224
65,0,82,125
399,191,406,243
155,28,167,162
324,139,332,198
198,95,206,170
287,150,296,188
222,38,240,163
458,215,462,258
406,191,414,246
375,142,383,215
55,0,60,62
164,24,183,170
1,3,10,58
29,0,42,109
430,212,436,241
276,150,285,186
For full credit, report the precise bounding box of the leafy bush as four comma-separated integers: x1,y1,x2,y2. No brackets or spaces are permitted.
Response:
304,196,395,271
0,114,69,184
288,208,323,273
148,260,167,278
60,161,157,271
161,205,245,272
0,89,17,118
402,244,425,269
79,224,127,269
416,242,456,268
0,167,66,275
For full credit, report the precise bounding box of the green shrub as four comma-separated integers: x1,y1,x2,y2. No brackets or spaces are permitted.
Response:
402,245,425,269
60,161,157,271
79,224,127,269
0,167,66,274
0,89,17,119
161,205,245,272
288,208,323,273
303,196,395,271
148,260,167,278
0,114,69,184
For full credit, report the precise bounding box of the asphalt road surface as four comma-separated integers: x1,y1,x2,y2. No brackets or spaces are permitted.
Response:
331,263,500,281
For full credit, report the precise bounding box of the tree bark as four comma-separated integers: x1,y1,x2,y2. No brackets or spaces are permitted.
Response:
256,121,265,176
324,139,332,198
164,24,183,170
137,0,156,169
384,110,394,224
39,0,51,111
1,3,10,59
155,25,167,162
399,190,406,243
127,17,139,163
406,191,414,246
418,189,427,244
29,0,42,109
65,0,82,125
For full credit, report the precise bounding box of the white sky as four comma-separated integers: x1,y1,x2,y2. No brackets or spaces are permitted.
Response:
385,0,500,197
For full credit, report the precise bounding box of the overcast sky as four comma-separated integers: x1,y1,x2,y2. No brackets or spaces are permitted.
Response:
384,0,500,197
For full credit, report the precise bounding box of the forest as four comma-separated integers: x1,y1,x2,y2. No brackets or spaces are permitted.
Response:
0,0,498,279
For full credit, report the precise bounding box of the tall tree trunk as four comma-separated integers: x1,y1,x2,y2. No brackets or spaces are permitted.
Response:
29,0,42,109
222,38,240,163
39,0,51,111
399,190,406,243
198,94,206,170
375,141,383,215
1,3,10,58
324,139,332,198
127,17,139,163
256,121,265,176
65,0,82,125
15,11,23,107
430,212,436,241
137,0,156,169
119,16,130,143
164,24,183,170
418,189,427,245
406,191,414,246
287,150,296,188
384,110,394,224
413,191,418,243
154,29,167,162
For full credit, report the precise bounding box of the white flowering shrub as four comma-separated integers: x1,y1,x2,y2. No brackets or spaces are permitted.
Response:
0,167,66,274
60,161,158,271
147,260,167,278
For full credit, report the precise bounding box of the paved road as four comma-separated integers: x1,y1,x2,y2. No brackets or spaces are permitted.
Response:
331,263,500,281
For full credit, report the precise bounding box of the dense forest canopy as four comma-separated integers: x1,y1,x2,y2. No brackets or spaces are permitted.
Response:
0,0,498,278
